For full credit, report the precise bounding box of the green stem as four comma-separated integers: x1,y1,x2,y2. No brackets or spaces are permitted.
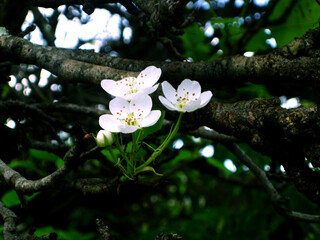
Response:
114,133,130,165
135,112,184,173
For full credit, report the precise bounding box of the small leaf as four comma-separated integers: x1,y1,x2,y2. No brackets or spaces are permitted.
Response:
1,189,20,207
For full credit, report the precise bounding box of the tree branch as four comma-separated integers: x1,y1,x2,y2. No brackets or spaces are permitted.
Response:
0,201,18,240
228,143,320,223
1,27,320,91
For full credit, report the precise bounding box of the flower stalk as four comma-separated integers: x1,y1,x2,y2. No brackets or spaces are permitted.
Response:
135,112,183,173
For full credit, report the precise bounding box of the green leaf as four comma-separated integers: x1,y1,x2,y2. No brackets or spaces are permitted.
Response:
268,0,320,47
29,149,64,168
180,24,211,61
1,190,20,207
9,159,47,176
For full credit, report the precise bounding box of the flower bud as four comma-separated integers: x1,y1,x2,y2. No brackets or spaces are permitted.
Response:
96,130,113,147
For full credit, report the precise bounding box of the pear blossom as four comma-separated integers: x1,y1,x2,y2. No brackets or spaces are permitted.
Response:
159,79,213,112
99,93,161,134
101,66,161,100
96,130,113,147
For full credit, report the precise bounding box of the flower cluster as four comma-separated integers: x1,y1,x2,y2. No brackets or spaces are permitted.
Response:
99,66,162,134
97,65,213,180
98,66,213,135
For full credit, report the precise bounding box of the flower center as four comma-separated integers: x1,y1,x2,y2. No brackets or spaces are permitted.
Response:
174,90,198,109
124,112,138,126
118,77,146,96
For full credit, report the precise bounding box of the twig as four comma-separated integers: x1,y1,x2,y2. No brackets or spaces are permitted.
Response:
18,24,36,37
188,128,239,143
227,143,320,223
0,144,81,194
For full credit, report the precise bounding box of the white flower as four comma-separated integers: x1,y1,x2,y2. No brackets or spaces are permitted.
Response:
99,94,161,134
159,79,213,112
96,130,113,147
101,66,161,100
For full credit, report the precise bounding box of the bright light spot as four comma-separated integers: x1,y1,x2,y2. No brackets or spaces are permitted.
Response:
58,5,66,12
200,145,214,158
28,74,37,83
254,0,269,7
38,7,54,17
235,0,244,8
264,165,270,171
109,51,119,57
242,165,249,171
211,37,219,46
55,14,80,48
280,96,301,109
22,11,46,45
244,51,254,57
217,49,223,55
8,75,17,87
107,14,121,40
123,27,132,44
254,12,261,20
266,37,277,48
5,119,16,129
21,78,28,87
58,130,70,140
245,16,252,23
78,9,111,42
24,10,34,24
280,165,285,172
96,104,106,111
224,159,237,172
23,87,32,96
79,42,100,52
204,126,213,131
201,1,210,10
264,28,271,35
308,162,314,169
204,22,214,37
15,83,23,91
192,136,201,143
39,69,51,87
173,139,184,150
50,84,62,92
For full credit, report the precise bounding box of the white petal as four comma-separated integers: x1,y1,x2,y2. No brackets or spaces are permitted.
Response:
199,91,213,108
139,110,161,128
99,114,121,132
183,98,201,112
109,97,130,119
118,125,139,134
130,94,152,118
117,77,136,94
142,83,159,95
159,96,179,111
177,79,201,100
101,80,124,97
161,81,177,103
137,66,162,87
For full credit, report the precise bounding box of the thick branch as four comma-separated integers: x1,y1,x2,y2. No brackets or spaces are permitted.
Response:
1,27,320,90
0,201,18,240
